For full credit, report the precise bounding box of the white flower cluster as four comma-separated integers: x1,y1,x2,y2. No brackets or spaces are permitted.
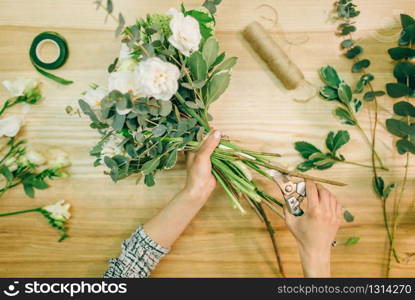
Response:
81,8,202,109
0,78,41,138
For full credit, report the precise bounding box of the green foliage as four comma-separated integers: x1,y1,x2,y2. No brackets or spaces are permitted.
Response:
345,236,360,246
343,210,355,222
295,130,350,171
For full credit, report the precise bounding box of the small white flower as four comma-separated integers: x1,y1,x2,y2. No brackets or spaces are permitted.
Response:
108,71,136,94
47,149,71,169
135,57,180,101
2,78,38,97
25,150,47,166
43,200,71,221
0,115,23,137
4,157,18,172
80,86,107,110
100,134,125,160
167,8,201,56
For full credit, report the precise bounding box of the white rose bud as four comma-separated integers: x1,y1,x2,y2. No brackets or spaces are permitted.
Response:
2,78,38,98
167,8,201,57
43,200,71,221
25,150,47,166
47,149,71,169
134,57,180,101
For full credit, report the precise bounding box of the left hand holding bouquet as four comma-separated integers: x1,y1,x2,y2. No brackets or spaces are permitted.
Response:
144,129,220,248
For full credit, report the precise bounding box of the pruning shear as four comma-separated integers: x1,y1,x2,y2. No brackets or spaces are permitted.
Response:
268,170,306,217
268,169,337,247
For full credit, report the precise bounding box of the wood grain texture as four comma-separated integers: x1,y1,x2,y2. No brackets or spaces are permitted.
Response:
0,0,414,277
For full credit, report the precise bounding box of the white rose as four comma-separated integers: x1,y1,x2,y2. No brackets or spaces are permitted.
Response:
47,149,71,169
80,86,107,110
2,78,38,97
167,8,201,56
0,115,23,137
134,57,180,101
108,71,136,94
43,200,71,221
25,150,47,166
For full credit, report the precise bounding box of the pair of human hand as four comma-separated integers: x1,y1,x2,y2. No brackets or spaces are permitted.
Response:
184,130,342,277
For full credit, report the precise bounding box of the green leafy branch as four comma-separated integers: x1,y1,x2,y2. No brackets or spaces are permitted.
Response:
319,66,387,170
383,14,415,275
295,130,384,171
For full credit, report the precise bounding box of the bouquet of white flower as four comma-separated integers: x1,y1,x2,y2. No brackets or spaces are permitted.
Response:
80,0,344,274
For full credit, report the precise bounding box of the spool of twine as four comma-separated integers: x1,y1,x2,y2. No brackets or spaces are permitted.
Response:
243,21,304,90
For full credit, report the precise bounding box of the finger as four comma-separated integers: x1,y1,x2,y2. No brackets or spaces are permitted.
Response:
336,198,343,220
306,180,319,208
330,194,337,217
185,151,196,168
317,184,330,211
197,130,221,159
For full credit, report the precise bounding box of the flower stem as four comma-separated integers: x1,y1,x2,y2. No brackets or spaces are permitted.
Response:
0,207,40,217
338,159,387,170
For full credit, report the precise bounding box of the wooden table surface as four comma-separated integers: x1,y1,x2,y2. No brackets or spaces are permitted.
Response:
0,0,414,277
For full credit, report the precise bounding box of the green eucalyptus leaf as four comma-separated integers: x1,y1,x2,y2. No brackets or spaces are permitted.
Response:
294,141,321,159
386,82,412,98
386,118,413,138
353,99,362,113
363,90,385,101
401,14,415,28
112,113,126,130
212,57,237,75
396,138,415,154
399,23,415,46
79,100,100,123
152,124,167,137
188,51,208,81
202,36,219,67
144,173,155,187
373,176,385,198
164,149,178,169
142,157,161,175
351,59,370,73
383,183,396,199
159,100,172,117
345,46,363,59
388,47,415,60
206,71,230,104
393,101,415,117
319,66,341,88
340,39,354,49
343,210,354,222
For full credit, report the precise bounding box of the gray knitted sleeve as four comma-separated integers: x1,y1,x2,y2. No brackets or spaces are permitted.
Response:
103,226,169,278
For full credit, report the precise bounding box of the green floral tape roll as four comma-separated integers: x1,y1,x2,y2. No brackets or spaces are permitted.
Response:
29,31,73,85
